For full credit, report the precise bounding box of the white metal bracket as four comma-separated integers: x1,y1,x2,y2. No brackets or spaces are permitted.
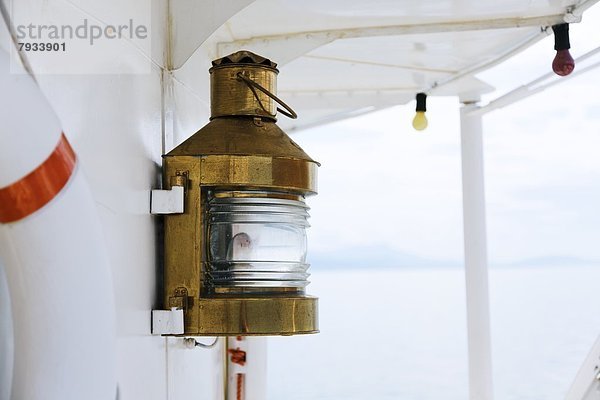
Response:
565,335,600,400
150,186,184,214
151,308,184,335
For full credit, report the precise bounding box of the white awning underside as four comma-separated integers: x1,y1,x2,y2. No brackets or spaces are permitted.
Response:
169,0,598,131
2,0,598,132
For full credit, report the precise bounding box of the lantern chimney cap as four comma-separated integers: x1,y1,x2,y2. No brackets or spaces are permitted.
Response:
209,51,281,120
211,50,278,69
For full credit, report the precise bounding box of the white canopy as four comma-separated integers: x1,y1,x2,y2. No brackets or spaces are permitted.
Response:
173,0,597,131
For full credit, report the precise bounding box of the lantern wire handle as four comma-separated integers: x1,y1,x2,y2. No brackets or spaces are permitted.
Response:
236,72,298,119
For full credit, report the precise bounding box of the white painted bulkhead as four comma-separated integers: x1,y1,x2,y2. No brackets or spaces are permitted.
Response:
0,2,220,399
0,0,272,398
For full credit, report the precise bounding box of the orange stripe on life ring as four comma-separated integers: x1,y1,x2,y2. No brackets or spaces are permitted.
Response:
0,133,77,223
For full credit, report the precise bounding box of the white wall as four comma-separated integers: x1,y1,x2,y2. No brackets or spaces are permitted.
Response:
33,37,222,400
0,0,224,398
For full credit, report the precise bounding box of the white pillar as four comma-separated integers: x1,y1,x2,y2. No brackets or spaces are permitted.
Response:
460,100,494,400
226,337,268,400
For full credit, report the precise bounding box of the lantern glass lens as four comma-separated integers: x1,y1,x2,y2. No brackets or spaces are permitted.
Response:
206,192,311,291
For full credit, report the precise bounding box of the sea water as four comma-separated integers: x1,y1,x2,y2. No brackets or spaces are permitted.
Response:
267,266,600,400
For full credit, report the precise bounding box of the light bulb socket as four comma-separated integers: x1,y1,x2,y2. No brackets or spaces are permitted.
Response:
415,92,427,112
552,23,570,51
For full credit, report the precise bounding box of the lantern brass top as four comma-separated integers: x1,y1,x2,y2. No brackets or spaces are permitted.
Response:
211,51,278,69
210,50,281,120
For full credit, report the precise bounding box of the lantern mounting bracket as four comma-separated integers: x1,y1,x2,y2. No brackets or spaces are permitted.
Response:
150,185,185,214
151,307,184,335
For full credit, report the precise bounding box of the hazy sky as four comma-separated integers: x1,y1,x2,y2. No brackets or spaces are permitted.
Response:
296,6,600,265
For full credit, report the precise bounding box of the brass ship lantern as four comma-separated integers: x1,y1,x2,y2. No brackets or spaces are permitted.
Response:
161,51,319,336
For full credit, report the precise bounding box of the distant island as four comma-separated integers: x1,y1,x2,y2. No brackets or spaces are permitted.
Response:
308,246,600,270
501,255,600,268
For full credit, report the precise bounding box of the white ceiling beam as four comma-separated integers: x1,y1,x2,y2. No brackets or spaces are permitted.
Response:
282,106,387,133
303,55,457,74
428,29,548,97
217,13,574,66
470,45,600,116
280,89,415,110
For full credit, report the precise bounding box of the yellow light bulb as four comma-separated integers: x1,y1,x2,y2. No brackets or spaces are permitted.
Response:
412,111,428,131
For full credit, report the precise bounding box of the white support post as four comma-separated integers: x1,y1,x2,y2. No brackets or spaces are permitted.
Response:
460,99,494,400
226,337,267,400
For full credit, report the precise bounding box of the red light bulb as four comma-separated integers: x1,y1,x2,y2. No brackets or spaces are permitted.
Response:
551,24,575,77
552,49,575,76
